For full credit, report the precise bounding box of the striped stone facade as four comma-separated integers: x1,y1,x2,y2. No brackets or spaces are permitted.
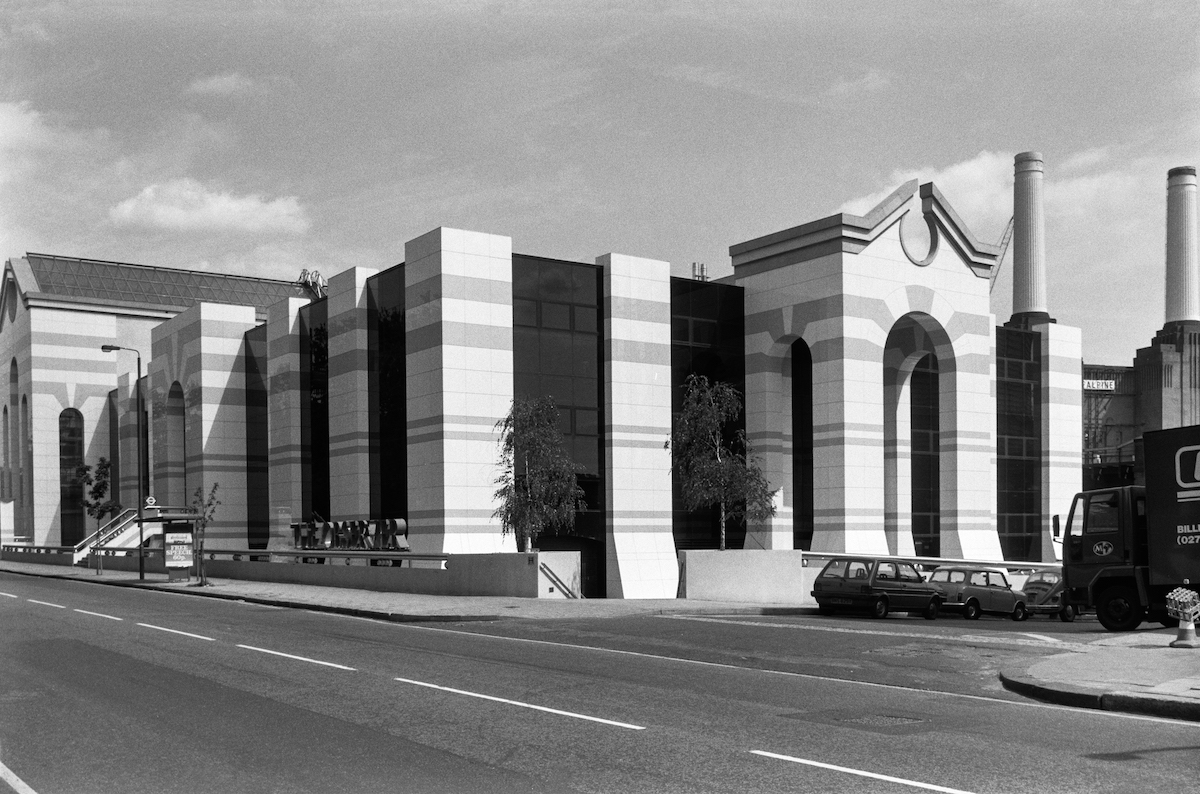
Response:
404,227,515,555
149,302,259,549
732,181,1004,558
327,267,379,521
599,253,677,598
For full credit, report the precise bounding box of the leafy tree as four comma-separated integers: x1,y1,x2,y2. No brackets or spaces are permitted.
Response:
190,483,221,586
75,457,122,533
494,396,585,552
667,374,776,550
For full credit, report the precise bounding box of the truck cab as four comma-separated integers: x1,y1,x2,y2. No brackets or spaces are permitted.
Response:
1062,486,1152,630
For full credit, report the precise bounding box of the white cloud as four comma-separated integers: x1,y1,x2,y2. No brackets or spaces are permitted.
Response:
824,69,890,98
186,72,258,97
840,150,1014,241
108,179,310,234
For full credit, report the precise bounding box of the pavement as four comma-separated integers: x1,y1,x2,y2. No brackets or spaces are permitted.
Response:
4,558,1200,722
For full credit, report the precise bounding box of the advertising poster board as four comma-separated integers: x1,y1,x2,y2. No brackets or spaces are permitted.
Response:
164,526,194,570
1143,426,1200,585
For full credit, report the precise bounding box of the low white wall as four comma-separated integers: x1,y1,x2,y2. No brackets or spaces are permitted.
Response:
679,549,818,605
195,551,580,599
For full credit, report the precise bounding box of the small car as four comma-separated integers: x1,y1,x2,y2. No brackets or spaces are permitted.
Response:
928,566,1029,620
811,557,944,619
1020,568,1077,621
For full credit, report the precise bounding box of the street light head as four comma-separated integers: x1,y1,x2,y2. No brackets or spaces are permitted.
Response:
101,344,120,352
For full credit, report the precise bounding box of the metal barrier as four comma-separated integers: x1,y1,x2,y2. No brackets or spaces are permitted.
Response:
202,548,447,569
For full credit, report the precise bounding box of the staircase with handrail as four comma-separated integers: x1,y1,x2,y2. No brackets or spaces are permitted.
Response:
72,509,139,565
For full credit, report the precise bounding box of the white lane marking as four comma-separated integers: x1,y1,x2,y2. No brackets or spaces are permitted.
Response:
0,592,17,598
0,758,38,794
394,676,645,730
395,624,1200,728
74,609,122,621
236,644,356,670
1020,632,1061,643
752,750,976,794
661,615,1089,650
137,623,215,641
26,600,65,609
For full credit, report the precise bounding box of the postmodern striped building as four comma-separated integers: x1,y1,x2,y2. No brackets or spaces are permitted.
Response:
3,153,1109,597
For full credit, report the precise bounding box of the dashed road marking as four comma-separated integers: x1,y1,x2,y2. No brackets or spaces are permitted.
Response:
0,757,37,794
752,750,976,793
26,600,64,609
0,592,17,598
1019,632,1061,643
137,623,214,641
394,676,645,730
237,644,356,670
74,609,122,621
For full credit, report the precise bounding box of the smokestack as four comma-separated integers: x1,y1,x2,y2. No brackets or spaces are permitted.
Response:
1165,166,1199,325
1012,152,1048,320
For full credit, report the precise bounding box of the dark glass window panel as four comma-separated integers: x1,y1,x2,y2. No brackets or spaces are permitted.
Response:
572,336,596,377
573,436,599,473
672,317,690,342
512,259,539,298
539,332,572,372
574,306,597,333
543,375,573,406
514,298,538,327
574,378,598,408
542,302,571,330
557,409,572,437
692,320,718,346
539,263,572,302
571,265,598,305
514,371,541,399
575,408,598,436
513,327,540,373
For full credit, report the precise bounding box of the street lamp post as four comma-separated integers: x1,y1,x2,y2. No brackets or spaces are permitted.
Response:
101,344,144,580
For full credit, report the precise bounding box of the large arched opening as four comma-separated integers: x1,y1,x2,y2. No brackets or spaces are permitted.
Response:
790,339,814,550
884,313,955,557
164,381,187,506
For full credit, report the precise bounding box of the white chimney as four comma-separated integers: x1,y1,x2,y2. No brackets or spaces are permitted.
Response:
1013,152,1048,317
1165,166,1199,324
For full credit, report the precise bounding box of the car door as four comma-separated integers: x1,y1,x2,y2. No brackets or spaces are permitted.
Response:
987,571,1015,613
896,562,928,608
872,561,904,606
967,570,990,610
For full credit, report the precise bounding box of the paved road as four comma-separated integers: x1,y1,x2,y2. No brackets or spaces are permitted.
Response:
3,572,1199,793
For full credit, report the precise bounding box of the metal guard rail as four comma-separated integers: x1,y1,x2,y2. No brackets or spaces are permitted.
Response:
200,549,449,568
539,561,580,598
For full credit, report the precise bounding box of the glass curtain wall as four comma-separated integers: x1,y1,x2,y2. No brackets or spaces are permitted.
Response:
244,325,269,548
910,354,940,557
996,326,1042,560
511,254,604,595
367,265,406,522
669,279,746,550
299,298,330,523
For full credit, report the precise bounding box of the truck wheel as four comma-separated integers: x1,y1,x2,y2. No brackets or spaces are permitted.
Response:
1058,605,1076,623
1096,585,1144,632
963,600,981,620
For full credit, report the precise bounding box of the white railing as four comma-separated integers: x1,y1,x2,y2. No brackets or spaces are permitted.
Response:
72,509,138,564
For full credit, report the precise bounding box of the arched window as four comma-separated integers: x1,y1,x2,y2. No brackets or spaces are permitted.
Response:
59,408,85,544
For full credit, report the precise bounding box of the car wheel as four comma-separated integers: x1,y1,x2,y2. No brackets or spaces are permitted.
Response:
1096,584,1144,632
870,597,889,619
922,598,940,620
1011,602,1029,621
818,604,835,616
963,600,981,620
1058,605,1076,623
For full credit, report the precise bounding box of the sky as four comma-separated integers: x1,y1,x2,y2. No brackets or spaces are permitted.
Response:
1,1,1197,365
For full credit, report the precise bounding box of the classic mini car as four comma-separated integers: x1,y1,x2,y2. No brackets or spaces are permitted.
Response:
811,557,944,619
927,566,1029,620
1020,568,1077,621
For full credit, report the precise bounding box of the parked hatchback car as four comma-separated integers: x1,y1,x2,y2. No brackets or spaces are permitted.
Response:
812,557,944,619
928,566,1029,620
